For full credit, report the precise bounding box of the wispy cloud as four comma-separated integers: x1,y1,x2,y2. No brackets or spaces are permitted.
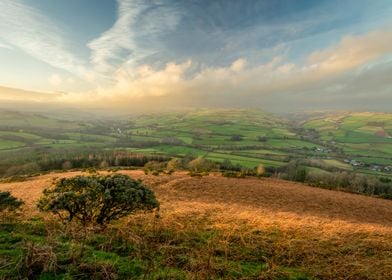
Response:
88,0,182,74
1,1,392,113
48,74,63,86
0,0,86,76
60,26,392,112
0,41,11,50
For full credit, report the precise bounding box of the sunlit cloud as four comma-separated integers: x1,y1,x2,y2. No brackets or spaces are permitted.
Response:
59,27,392,112
0,0,392,113
48,74,63,86
307,29,392,74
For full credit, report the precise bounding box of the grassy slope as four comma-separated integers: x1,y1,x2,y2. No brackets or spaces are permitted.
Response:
304,112,392,166
127,109,315,167
1,171,392,279
0,109,391,174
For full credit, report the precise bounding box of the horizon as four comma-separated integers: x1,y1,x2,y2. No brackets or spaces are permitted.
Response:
1,0,392,113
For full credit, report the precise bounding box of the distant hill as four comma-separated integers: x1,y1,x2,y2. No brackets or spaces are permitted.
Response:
304,112,392,169
0,108,391,178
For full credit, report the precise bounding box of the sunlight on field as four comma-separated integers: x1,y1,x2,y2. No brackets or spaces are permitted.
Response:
1,171,391,278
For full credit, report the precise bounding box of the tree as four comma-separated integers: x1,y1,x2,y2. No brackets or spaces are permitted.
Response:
294,166,307,183
144,161,164,175
0,191,24,213
230,134,243,141
166,158,181,173
37,174,159,226
188,157,215,173
61,161,73,170
5,162,40,177
256,164,265,177
285,160,307,182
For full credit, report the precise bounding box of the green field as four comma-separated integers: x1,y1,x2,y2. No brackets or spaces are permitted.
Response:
0,109,391,176
304,112,392,168
0,140,25,150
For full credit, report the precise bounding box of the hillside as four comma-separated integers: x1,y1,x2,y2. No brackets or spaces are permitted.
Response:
1,171,392,279
127,109,295,167
304,112,392,174
0,109,391,179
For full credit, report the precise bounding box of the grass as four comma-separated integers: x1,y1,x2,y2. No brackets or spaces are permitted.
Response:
322,159,353,170
154,145,208,157
64,133,118,143
0,131,42,141
0,140,25,150
1,170,391,279
205,151,286,167
0,216,311,280
0,109,391,178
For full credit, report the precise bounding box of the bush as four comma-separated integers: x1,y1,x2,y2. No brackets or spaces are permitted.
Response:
379,177,392,183
166,158,181,173
188,171,203,177
256,164,265,177
16,242,57,278
4,162,41,178
0,191,24,213
37,174,159,226
230,135,243,141
144,161,164,175
188,157,215,173
380,193,392,200
222,171,246,178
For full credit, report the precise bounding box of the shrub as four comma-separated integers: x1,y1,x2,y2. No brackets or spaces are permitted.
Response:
166,158,181,173
144,161,164,175
230,135,243,141
188,157,215,173
16,242,57,278
188,171,203,177
379,177,392,183
4,162,41,178
37,174,159,226
256,164,265,177
0,191,24,213
222,171,246,178
380,193,392,200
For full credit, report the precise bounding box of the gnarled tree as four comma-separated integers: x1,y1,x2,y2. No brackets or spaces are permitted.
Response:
37,174,159,226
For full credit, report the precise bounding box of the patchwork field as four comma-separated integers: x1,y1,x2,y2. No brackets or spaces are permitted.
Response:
0,109,391,179
1,171,392,279
304,113,392,161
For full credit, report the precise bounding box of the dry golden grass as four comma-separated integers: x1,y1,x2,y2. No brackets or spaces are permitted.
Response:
1,170,392,279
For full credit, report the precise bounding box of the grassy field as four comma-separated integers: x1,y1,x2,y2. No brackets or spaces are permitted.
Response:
0,170,391,279
0,109,391,178
304,113,392,154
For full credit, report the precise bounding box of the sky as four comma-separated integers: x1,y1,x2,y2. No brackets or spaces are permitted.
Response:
0,0,392,113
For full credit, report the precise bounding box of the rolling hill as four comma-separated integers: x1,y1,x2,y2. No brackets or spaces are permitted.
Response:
0,109,391,178
0,171,391,279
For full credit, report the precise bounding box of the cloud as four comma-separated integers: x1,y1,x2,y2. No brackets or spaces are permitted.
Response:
67,78,75,85
64,26,392,112
48,74,63,86
0,0,87,76
88,0,182,74
0,42,11,50
0,85,62,102
230,59,246,72
2,24,392,114
307,29,392,75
